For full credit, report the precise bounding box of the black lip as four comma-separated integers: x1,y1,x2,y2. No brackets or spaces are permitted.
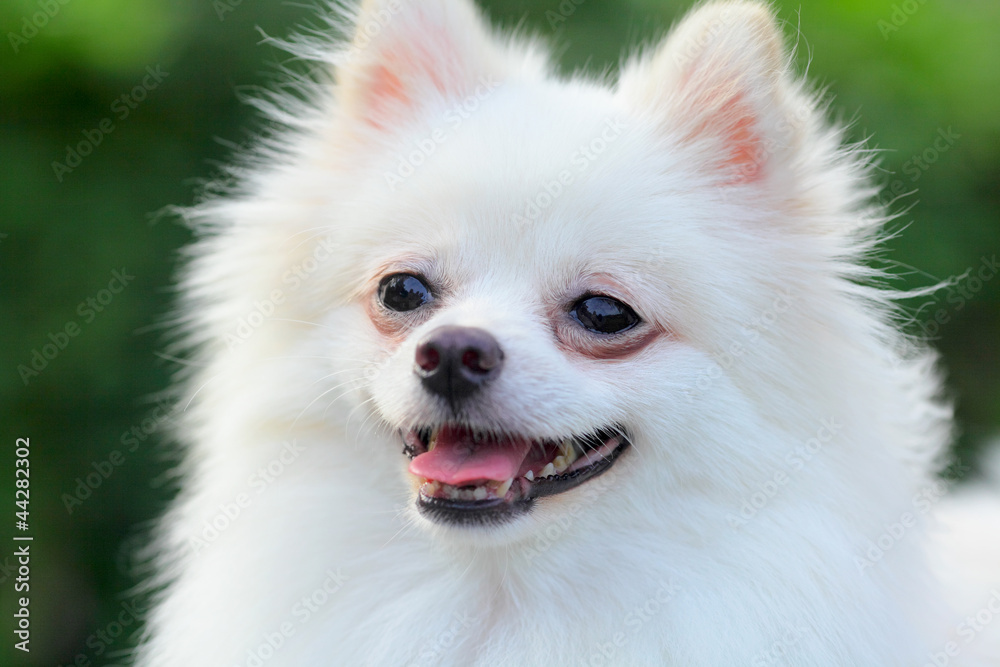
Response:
416,495,534,526
410,428,631,527
528,433,629,499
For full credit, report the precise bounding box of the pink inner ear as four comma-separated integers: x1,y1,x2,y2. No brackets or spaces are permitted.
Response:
719,96,764,184
366,62,407,128
362,35,451,129
679,72,765,184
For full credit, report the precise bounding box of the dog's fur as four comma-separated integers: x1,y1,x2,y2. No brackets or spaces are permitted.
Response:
137,1,1000,664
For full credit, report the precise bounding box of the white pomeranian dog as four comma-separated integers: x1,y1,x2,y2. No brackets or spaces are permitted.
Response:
137,1,1000,665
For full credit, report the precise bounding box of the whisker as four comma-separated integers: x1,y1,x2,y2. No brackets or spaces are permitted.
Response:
290,376,367,430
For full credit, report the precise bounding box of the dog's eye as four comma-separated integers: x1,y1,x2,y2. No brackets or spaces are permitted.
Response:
571,295,640,335
378,273,434,312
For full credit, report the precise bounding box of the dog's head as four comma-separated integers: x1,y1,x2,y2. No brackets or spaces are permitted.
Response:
245,0,863,540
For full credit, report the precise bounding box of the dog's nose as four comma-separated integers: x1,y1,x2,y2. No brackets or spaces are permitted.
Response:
414,326,503,404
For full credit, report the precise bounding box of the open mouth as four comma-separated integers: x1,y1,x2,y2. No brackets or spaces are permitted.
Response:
402,424,630,525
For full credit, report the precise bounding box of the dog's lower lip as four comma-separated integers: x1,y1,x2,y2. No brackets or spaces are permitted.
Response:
404,426,630,524
525,434,629,499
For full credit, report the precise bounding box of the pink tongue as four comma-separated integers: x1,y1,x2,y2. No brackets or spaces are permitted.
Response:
409,425,532,485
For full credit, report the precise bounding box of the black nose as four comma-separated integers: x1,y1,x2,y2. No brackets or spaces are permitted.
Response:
414,326,503,406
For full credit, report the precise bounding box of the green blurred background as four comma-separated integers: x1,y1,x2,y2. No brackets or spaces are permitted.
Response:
1,0,997,664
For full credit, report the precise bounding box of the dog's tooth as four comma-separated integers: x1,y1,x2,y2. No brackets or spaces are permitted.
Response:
525,470,535,481
496,477,513,497
553,456,567,472
541,462,556,478
559,439,573,458
473,486,487,501
565,443,579,465
428,430,438,452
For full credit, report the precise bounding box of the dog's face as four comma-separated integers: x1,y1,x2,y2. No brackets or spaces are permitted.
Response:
284,0,823,540
357,96,677,532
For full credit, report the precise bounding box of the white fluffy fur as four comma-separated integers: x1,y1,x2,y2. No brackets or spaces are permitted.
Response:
136,1,1000,665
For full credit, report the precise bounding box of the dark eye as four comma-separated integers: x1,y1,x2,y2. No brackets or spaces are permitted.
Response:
378,273,434,312
571,295,640,334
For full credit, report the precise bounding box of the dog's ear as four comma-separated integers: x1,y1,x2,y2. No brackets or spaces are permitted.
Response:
618,1,808,186
336,0,531,130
